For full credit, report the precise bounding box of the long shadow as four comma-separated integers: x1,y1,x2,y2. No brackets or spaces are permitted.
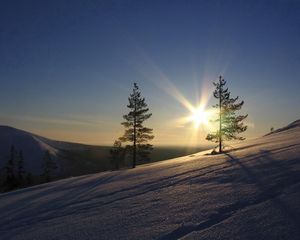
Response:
158,149,300,240
0,173,118,232
224,152,300,232
7,143,298,234
0,165,179,219
226,142,264,152
3,144,300,239
0,174,91,215
0,161,222,232
227,143,300,156
0,158,234,237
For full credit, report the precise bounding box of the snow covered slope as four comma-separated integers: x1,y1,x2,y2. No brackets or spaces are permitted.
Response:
0,126,111,176
266,119,300,136
0,126,58,174
0,121,300,240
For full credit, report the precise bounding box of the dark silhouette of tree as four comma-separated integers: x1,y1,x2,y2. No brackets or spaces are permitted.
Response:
119,83,154,168
1,147,33,192
206,76,248,153
43,150,57,182
4,145,17,190
26,172,32,186
110,140,125,170
17,150,25,185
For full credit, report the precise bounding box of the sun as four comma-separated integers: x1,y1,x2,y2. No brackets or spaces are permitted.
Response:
190,106,210,129
177,104,212,131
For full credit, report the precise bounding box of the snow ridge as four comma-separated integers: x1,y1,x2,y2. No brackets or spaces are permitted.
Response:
266,119,300,136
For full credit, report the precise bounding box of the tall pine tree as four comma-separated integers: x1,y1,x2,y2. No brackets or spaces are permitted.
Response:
206,76,248,153
119,83,154,168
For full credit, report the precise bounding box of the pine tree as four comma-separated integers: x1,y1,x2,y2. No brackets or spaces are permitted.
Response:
26,172,32,186
4,145,17,190
119,83,154,168
43,150,57,182
206,76,248,153
110,140,125,170
17,150,25,185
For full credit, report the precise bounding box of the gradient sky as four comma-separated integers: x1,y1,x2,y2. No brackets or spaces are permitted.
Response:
0,0,300,146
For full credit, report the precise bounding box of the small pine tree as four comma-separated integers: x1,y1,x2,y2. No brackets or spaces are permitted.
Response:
206,76,248,153
119,83,154,168
4,145,17,190
26,172,32,186
110,140,125,170
43,150,57,182
17,150,25,185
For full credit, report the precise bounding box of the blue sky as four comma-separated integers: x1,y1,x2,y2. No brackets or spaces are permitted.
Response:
0,0,299,145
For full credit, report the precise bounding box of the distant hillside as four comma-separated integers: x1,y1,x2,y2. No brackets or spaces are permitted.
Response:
0,126,58,174
0,126,112,177
0,126,210,178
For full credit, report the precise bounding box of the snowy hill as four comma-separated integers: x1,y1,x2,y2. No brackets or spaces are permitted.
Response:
0,126,58,174
0,126,112,176
0,121,300,239
266,119,300,136
0,126,209,178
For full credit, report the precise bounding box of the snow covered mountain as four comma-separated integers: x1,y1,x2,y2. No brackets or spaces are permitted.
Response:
0,126,111,176
0,120,300,239
0,126,59,174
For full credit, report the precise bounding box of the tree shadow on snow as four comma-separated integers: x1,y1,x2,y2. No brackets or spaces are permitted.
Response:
158,147,300,240
224,151,300,234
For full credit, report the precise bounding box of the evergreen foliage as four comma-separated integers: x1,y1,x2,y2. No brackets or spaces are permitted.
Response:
2,146,33,192
4,145,17,190
17,150,25,184
43,150,57,182
206,76,248,153
26,172,32,185
119,83,154,168
110,140,125,170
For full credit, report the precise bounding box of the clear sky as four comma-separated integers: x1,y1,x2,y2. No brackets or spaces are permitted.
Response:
0,0,300,146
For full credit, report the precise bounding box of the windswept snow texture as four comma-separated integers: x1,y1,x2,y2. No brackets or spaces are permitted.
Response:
1,121,300,240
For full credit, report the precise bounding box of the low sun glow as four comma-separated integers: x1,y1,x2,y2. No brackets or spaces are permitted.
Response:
151,71,217,145
190,106,210,129
176,102,214,133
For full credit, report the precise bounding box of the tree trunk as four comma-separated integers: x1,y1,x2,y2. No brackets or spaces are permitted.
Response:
133,131,136,168
133,100,137,168
219,76,222,153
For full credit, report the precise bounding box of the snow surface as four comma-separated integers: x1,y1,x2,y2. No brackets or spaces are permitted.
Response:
0,122,300,239
0,126,58,174
266,119,300,136
0,126,99,175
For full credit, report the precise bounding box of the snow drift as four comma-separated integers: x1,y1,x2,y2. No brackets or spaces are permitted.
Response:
0,120,300,239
